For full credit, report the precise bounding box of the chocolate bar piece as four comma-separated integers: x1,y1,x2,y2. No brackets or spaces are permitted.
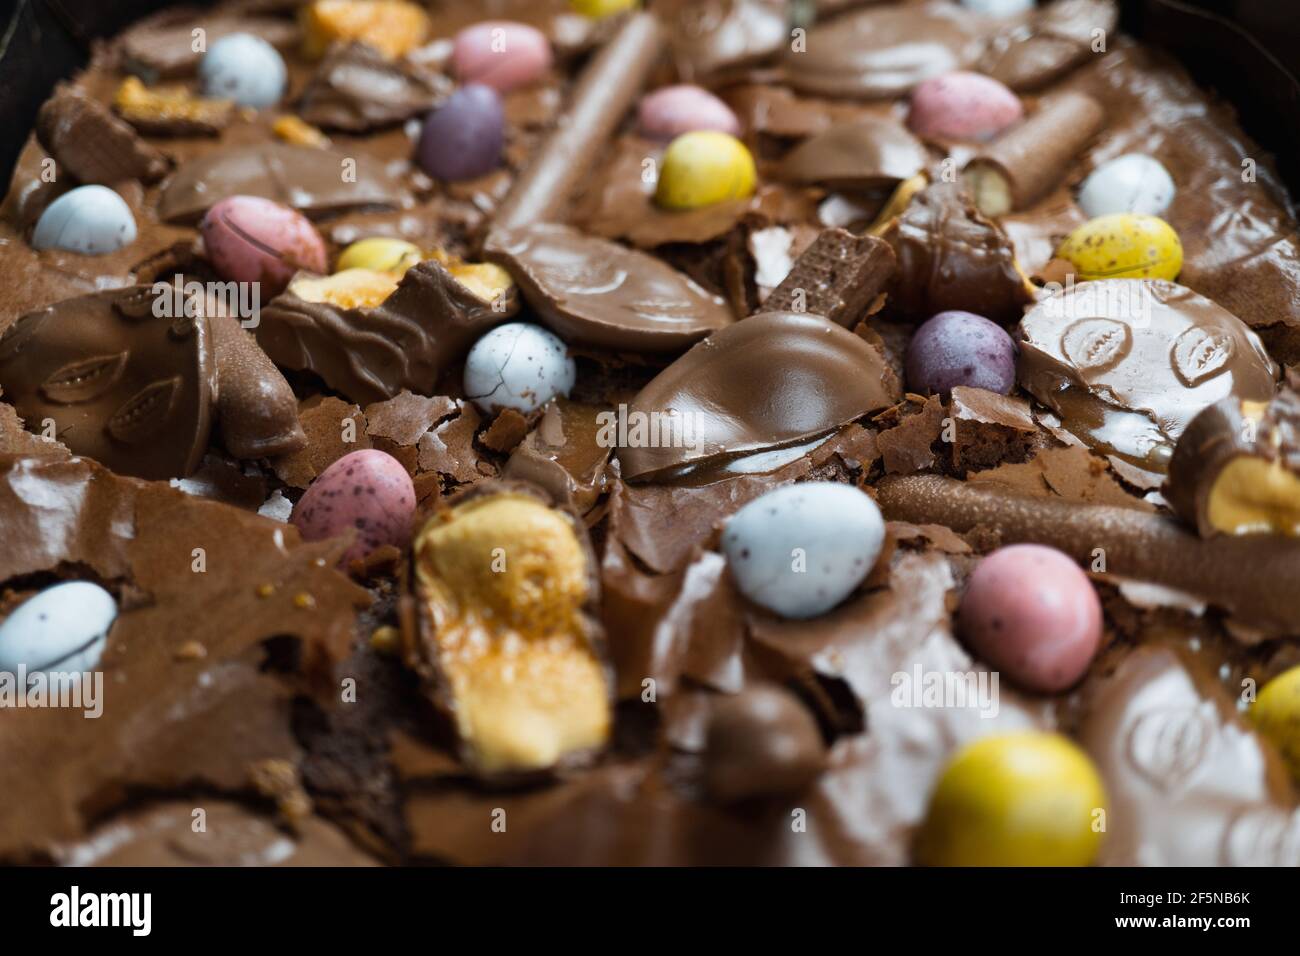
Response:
762,228,897,328
963,92,1105,216
209,311,306,460
298,42,450,133
36,86,168,186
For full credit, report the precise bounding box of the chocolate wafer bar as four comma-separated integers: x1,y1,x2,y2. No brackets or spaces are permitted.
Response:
760,228,897,328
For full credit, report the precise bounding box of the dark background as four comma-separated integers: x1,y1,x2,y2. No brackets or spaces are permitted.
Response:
1,0,1299,192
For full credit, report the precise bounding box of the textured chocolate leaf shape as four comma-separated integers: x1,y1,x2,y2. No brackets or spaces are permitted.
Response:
1061,318,1131,375
108,376,179,443
1171,327,1234,386
40,352,129,404
0,311,46,364
1125,706,1211,790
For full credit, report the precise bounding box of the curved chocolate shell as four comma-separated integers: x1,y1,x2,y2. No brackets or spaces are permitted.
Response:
776,117,930,191
617,310,901,480
158,142,412,224
484,223,733,352
0,286,216,480
209,311,306,460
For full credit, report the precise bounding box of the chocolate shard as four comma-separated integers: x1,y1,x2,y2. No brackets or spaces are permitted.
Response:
257,260,515,405
1018,279,1278,472
208,310,307,460
158,142,412,224
483,223,732,352
617,310,901,480
949,385,1042,473
36,86,169,186
881,180,1034,322
657,0,790,80
761,228,897,328
503,398,611,516
1165,388,1300,538
983,0,1120,91
0,288,216,480
298,41,451,133
776,117,930,190
120,14,298,81
963,92,1105,216
113,77,234,138
875,474,1300,634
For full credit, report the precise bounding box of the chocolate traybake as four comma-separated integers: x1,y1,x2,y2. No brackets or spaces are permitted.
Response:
2,0,1300,869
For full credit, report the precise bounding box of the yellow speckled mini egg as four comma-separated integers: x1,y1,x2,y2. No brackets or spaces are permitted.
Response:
915,731,1107,867
655,131,757,211
1251,665,1300,783
336,237,422,275
570,0,638,16
1056,213,1183,280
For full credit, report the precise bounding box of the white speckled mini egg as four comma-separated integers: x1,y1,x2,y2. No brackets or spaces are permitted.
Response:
960,0,1035,15
199,33,287,108
0,581,116,675
721,482,886,620
463,322,576,415
31,185,136,255
1077,153,1176,218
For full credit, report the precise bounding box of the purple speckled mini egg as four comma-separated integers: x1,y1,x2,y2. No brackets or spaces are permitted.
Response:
200,195,327,295
905,310,1017,397
416,84,505,182
291,449,416,570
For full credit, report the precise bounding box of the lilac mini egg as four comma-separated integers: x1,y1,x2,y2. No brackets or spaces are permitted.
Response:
416,84,505,182
908,71,1023,142
291,449,416,570
200,196,328,295
451,21,552,93
905,310,1017,397
637,85,742,142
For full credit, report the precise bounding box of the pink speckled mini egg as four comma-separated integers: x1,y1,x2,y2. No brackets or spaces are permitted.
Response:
908,71,1023,142
958,544,1103,694
291,449,416,570
637,85,742,141
200,195,327,296
451,21,552,93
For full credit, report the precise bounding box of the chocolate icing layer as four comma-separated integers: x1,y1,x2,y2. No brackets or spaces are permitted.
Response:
298,42,450,133
484,223,733,352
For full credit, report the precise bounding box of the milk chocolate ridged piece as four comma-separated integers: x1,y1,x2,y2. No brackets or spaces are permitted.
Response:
491,13,665,233
875,474,1300,634
209,311,306,459
36,86,168,186
483,223,732,352
298,41,451,133
1080,646,1300,866
780,4,984,99
982,0,1119,91
158,142,412,224
776,117,930,190
1018,279,1278,470
257,260,514,405
0,287,216,480
618,311,901,480
1165,388,1300,538
762,229,897,328
881,181,1033,322
410,480,612,778
963,92,1105,216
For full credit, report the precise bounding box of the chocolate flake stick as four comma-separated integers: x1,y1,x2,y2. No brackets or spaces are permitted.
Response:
490,13,666,233
875,474,1300,635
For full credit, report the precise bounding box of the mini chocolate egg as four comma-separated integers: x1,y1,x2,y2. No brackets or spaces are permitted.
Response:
958,544,1102,693
0,581,115,676
571,0,638,16
1077,153,1176,218
704,685,827,803
960,0,1034,14
336,237,422,274
31,185,136,255
916,732,1107,866
201,195,328,295
638,85,742,142
908,71,1023,141
655,131,757,210
721,482,885,620
905,310,1017,397
416,84,505,182
199,33,287,108
1056,213,1184,281
1251,665,1300,783
463,322,576,415
451,21,552,93
291,449,416,569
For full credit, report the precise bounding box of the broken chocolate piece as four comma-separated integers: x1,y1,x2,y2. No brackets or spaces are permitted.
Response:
949,385,1042,473
36,86,168,186
1165,388,1300,538
761,228,896,328
120,14,298,81
1018,279,1278,471
298,41,451,133
618,311,901,480
982,0,1119,91
0,287,216,480
704,684,828,804
484,223,732,352
158,142,412,224
503,398,611,515
113,77,234,137
776,117,929,191
209,311,306,459
658,0,789,80
963,92,1105,216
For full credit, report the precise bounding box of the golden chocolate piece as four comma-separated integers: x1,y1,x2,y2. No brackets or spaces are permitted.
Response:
273,114,331,148
289,269,401,310
113,76,234,136
429,250,515,307
300,0,431,61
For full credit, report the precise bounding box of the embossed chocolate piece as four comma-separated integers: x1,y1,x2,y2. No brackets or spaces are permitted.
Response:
1018,279,1277,470
209,311,306,459
158,142,412,224
776,117,930,190
483,223,732,352
298,41,450,132
36,86,169,186
618,311,901,480
762,229,897,328
0,287,216,480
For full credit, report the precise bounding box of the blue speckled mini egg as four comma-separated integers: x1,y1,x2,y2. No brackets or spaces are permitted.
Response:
31,185,137,255
0,581,116,675
199,33,287,108
463,322,575,415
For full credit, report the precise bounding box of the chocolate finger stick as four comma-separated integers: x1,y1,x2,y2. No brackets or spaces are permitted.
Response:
875,474,1300,634
962,92,1104,216
490,13,666,233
